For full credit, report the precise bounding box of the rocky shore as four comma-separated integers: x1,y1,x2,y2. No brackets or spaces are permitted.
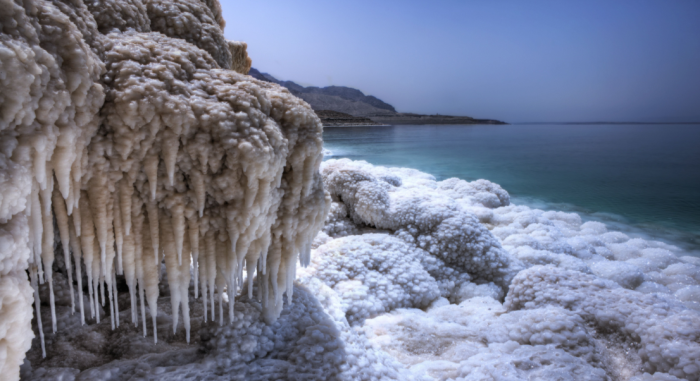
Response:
369,113,507,125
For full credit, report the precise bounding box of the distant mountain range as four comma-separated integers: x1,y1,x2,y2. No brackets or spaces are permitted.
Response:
249,68,506,126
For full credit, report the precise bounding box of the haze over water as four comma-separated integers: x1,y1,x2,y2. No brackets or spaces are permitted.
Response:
323,124,700,254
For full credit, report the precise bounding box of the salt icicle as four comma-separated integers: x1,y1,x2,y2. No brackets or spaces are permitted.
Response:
93,238,102,322
188,212,200,298
53,188,75,313
146,200,160,265
199,238,208,322
191,169,205,216
142,215,160,343
88,173,109,275
30,182,44,281
53,129,76,200
132,197,145,328
105,198,117,330
206,231,217,321
30,266,46,358
120,178,133,235
171,199,185,265
215,236,228,326
113,270,120,328
122,220,137,324
68,220,85,325
163,133,179,186
114,194,124,275
79,195,97,319
40,179,56,333
161,217,182,333
72,200,81,237
133,207,147,333
72,171,82,218
144,155,159,200
32,137,48,190
180,232,192,343
247,258,256,299
216,271,225,327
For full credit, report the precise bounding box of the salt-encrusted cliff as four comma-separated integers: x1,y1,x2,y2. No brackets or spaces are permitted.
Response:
0,0,328,378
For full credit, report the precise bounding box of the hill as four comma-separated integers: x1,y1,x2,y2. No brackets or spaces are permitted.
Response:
248,68,506,125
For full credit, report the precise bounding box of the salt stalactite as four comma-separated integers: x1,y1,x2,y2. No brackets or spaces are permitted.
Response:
113,191,125,275
131,203,148,335
187,209,200,298
141,214,160,343
39,174,57,333
162,216,184,334
1,0,328,377
79,195,97,320
145,200,160,265
67,221,85,325
205,229,217,322
52,189,75,313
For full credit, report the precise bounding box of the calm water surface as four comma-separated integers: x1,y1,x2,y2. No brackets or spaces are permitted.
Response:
323,124,700,253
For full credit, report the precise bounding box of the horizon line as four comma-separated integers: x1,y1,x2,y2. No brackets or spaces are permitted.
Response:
513,121,700,125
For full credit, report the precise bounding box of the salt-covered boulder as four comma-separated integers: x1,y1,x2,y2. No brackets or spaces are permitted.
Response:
301,234,441,324
321,159,520,288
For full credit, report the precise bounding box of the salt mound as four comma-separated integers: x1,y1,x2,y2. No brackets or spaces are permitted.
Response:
321,159,521,289
318,159,700,381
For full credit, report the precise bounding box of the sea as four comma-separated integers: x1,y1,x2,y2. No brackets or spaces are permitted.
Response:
322,123,700,256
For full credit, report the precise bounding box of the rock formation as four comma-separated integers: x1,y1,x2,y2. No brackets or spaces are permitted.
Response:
0,0,328,378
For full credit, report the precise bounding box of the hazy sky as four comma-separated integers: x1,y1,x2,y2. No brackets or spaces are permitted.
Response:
221,1,700,123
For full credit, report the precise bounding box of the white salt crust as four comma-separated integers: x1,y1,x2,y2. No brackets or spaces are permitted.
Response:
1,0,324,378
313,159,700,381
24,159,700,380
4,0,700,379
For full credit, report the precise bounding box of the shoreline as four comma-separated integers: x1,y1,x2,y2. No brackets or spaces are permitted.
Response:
323,155,700,257
316,109,507,127
323,124,392,127
517,122,700,125
322,123,700,254
322,123,504,127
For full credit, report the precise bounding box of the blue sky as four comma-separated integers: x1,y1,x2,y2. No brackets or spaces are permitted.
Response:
221,1,700,123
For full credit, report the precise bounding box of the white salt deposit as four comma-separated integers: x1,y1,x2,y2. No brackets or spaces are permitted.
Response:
309,159,700,381
22,158,697,380
1,0,327,378
3,0,700,380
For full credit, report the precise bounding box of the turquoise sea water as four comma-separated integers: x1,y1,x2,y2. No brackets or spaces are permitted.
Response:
323,124,700,254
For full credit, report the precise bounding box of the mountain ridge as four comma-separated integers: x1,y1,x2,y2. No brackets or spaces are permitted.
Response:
248,68,506,125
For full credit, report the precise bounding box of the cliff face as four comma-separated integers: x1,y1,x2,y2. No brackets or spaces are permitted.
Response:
0,0,328,378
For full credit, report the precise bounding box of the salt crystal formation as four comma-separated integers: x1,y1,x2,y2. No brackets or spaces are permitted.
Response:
311,159,700,381
4,0,700,379
0,0,328,378
13,163,700,379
